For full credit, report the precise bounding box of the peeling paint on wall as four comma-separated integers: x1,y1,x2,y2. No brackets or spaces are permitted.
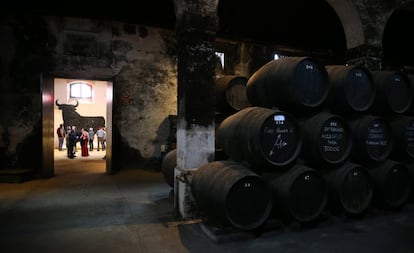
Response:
114,56,177,159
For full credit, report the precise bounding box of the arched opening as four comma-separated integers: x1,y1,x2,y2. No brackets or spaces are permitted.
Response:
383,5,414,69
217,0,346,60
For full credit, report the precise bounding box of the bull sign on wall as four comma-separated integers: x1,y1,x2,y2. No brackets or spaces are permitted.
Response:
55,99,105,132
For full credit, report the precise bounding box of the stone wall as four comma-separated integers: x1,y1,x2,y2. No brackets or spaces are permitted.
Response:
0,13,280,173
0,14,180,172
0,14,51,171
1,1,412,174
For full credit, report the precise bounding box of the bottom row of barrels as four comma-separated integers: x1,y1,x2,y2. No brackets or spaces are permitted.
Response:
162,152,413,231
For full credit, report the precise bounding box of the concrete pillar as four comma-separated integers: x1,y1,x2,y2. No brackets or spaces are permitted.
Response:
174,10,218,218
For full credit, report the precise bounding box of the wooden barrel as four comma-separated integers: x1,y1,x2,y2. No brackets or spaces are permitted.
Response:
403,160,414,203
349,115,393,163
246,56,328,114
265,164,327,223
214,75,251,113
389,115,414,160
161,149,177,188
406,74,414,116
323,162,373,216
369,159,412,210
191,160,273,231
325,65,375,114
216,107,302,170
370,70,412,115
214,112,229,130
301,112,352,167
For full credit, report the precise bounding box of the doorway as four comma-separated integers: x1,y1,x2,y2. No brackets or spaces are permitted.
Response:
41,74,114,177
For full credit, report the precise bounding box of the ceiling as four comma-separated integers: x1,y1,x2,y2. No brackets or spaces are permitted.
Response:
383,8,414,68
9,0,414,67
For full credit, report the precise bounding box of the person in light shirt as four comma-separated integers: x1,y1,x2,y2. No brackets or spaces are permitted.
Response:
96,126,106,151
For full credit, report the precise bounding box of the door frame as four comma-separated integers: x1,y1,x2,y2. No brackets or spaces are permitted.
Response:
41,73,55,178
105,80,113,174
41,73,114,176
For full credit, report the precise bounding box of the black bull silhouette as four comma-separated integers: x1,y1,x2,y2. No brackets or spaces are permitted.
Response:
55,99,105,132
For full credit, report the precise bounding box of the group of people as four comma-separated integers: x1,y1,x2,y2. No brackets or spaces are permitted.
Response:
56,124,106,159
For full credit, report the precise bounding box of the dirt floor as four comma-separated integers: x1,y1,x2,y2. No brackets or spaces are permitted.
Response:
0,149,414,253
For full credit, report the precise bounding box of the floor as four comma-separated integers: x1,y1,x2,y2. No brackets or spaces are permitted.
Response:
0,149,414,253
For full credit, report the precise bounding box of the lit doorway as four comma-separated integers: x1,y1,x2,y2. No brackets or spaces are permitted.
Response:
54,78,107,174
41,74,113,177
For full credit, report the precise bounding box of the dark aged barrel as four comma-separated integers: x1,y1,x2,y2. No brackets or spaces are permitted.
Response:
325,65,375,114
214,112,229,130
323,162,373,216
370,70,412,115
216,107,302,170
265,164,327,223
191,160,273,231
369,159,412,209
402,160,414,202
214,75,251,113
407,74,414,116
301,112,352,167
389,115,414,160
246,56,328,114
161,149,177,188
350,115,393,163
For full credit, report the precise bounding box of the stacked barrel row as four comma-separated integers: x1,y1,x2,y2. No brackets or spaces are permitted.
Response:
243,56,412,216
161,149,273,231
162,57,414,231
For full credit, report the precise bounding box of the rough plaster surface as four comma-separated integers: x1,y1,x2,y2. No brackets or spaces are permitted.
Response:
52,20,179,161
176,125,215,170
114,48,177,159
1,3,408,171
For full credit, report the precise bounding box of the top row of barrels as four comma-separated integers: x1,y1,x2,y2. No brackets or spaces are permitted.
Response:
214,56,414,117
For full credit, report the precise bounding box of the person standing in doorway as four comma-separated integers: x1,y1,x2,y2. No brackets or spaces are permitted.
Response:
73,126,81,154
66,126,72,157
81,128,89,157
88,127,95,151
96,126,105,151
67,127,76,159
102,127,106,151
56,124,66,151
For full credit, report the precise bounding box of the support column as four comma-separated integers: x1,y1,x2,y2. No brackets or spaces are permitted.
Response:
174,11,218,219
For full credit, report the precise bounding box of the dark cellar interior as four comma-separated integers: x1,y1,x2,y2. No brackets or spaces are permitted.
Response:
1,1,414,252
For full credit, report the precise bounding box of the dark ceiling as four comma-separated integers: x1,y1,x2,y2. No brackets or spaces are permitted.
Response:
21,0,345,54
383,9,414,68
217,0,345,51
9,0,414,68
